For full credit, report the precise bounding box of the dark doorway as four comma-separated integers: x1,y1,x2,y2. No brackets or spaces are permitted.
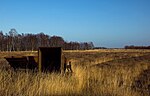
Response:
38,47,62,72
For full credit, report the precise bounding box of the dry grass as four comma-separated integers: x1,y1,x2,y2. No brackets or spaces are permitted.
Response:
0,69,79,96
0,49,150,96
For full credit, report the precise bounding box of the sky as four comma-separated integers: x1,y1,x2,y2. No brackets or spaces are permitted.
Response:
0,0,150,48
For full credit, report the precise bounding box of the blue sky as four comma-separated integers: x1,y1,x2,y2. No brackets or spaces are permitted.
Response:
1,0,150,48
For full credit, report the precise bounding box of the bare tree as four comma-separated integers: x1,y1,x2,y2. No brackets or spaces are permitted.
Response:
49,36,65,47
0,31,4,51
9,28,18,51
36,32,50,47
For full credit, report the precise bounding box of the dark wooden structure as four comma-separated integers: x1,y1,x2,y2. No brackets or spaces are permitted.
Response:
38,47,64,73
5,56,38,70
5,47,65,73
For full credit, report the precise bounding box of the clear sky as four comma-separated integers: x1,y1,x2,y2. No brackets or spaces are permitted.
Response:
1,0,150,48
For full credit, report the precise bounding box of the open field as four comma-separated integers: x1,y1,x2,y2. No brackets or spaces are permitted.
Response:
0,49,150,96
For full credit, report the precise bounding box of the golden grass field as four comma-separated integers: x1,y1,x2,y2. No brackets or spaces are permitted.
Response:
0,49,150,96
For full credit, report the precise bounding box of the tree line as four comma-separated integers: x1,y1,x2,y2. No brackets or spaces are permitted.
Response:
0,29,94,51
124,45,150,49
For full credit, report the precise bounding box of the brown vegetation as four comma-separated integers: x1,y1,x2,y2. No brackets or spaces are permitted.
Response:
0,49,150,96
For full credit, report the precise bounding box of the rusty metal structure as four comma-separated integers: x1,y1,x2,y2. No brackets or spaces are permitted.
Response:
5,47,66,73
5,56,38,71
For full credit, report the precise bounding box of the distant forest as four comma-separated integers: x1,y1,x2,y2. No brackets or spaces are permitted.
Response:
0,29,94,51
124,45,150,49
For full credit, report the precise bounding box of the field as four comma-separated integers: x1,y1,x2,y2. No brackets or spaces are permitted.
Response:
0,49,150,96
